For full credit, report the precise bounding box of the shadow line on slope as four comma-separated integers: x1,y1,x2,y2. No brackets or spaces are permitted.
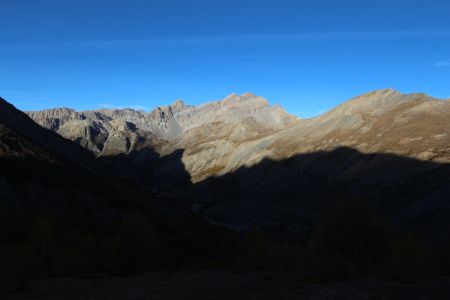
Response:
97,143,450,240
190,146,450,238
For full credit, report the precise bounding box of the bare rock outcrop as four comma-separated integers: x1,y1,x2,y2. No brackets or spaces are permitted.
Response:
25,93,297,162
24,89,450,183
27,107,84,130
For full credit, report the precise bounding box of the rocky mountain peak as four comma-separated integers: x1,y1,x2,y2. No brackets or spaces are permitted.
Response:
322,88,420,120
0,97,95,166
0,97,13,109
352,88,402,101
221,92,270,109
241,92,257,98
26,107,84,130
28,107,80,116
221,93,240,106
172,99,186,109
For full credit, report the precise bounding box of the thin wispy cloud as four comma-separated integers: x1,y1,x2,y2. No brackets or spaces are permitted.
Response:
291,111,305,115
98,103,115,108
3,28,450,50
76,28,450,48
434,61,450,67
98,104,148,111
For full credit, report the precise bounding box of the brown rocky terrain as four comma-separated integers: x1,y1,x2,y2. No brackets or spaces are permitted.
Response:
2,92,450,295
20,89,450,233
25,89,450,183
0,97,165,241
3,271,450,300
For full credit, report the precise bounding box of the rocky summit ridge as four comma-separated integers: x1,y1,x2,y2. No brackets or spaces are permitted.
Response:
3,89,450,234
25,92,297,159
24,89,450,182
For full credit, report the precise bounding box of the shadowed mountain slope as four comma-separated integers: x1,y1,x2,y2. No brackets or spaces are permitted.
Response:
0,98,245,281
7,91,450,239
26,93,295,157
0,98,160,241
0,98,96,171
3,96,450,296
193,147,450,239
267,89,450,160
25,89,450,184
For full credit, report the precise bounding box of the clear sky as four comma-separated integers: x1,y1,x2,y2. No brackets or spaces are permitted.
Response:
1,0,450,117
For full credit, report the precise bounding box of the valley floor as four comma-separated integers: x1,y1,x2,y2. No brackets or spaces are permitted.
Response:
2,271,450,300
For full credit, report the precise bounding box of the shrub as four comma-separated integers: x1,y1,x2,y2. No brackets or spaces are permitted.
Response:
382,234,436,280
28,216,57,277
237,228,270,270
309,198,393,280
111,212,162,274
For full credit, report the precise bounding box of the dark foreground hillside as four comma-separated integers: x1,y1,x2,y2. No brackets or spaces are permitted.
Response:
2,271,450,300
2,96,450,298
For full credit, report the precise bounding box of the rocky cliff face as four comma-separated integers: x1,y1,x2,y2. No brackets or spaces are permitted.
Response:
25,93,298,179
7,90,450,235
0,97,166,243
0,98,96,169
269,88,450,160
27,107,84,130
165,89,450,182
25,89,450,183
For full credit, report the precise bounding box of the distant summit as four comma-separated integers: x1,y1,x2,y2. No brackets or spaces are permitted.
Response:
23,89,450,182
3,89,450,243
0,97,94,167
25,92,296,159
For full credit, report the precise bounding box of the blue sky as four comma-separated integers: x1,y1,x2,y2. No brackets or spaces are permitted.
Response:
1,0,450,117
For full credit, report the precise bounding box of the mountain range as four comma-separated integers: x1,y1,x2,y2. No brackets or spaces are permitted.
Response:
2,89,450,236
25,89,450,181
